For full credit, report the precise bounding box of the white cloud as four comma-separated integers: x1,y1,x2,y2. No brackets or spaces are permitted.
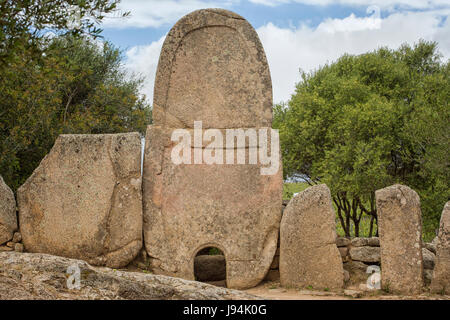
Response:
317,12,381,33
103,0,238,29
258,9,450,103
104,0,450,29
249,0,450,10
124,36,165,101
124,9,450,105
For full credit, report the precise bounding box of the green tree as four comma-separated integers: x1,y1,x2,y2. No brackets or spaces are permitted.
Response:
0,34,151,192
0,0,126,66
275,41,449,240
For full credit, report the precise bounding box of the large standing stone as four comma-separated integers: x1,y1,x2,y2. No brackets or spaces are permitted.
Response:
0,176,17,245
17,133,143,268
279,184,344,290
431,201,450,294
143,9,282,290
376,184,423,294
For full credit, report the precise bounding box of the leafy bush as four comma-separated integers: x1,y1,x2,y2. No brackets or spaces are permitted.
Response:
275,41,449,240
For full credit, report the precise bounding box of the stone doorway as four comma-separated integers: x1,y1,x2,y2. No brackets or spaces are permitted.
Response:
194,247,227,287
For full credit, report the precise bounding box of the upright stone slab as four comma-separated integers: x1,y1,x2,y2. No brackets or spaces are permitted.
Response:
0,175,17,245
18,133,143,268
143,9,283,289
430,201,450,294
279,184,344,290
376,184,423,294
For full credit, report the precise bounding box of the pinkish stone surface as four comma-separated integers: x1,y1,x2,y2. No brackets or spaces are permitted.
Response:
17,133,143,268
143,9,282,290
376,184,424,294
0,175,17,245
430,201,450,294
279,184,344,290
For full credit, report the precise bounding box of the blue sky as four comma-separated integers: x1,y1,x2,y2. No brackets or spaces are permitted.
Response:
99,0,450,104
102,2,369,48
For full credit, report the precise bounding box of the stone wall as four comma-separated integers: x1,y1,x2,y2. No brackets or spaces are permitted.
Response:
0,231,23,253
265,235,437,286
265,221,437,288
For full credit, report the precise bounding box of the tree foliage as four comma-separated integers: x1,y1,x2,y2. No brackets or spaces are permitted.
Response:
0,1,150,192
0,34,151,192
274,41,449,240
0,0,126,66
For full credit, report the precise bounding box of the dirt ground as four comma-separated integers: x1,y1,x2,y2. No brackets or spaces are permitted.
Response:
126,263,449,300
243,280,450,300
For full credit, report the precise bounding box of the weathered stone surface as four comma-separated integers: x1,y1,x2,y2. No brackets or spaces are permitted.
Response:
422,248,435,270
343,270,350,283
0,175,17,245
280,184,344,290
194,255,226,282
0,252,258,300
18,133,143,268
432,236,439,247
14,243,23,252
424,269,434,286
351,238,369,247
12,232,21,243
349,247,380,263
336,237,350,247
265,269,280,282
367,237,380,247
431,202,450,294
424,242,436,254
143,9,282,290
339,247,349,259
376,184,423,295
152,9,272,129
270,255,279,269
344,289,363,298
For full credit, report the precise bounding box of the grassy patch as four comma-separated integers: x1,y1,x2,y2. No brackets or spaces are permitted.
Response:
283,182,309,200
335,215,377,238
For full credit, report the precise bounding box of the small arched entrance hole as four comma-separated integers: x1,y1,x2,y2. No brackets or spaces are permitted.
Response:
194,247,227,287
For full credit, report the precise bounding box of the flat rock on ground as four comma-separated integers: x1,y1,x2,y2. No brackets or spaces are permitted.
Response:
0,252,259,300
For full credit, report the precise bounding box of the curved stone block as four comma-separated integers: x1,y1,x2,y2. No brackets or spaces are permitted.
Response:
152,8,273,129
143,9,282,290
17,133,143,268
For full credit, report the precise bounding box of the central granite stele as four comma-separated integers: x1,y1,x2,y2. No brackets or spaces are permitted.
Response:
143,9,283,289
